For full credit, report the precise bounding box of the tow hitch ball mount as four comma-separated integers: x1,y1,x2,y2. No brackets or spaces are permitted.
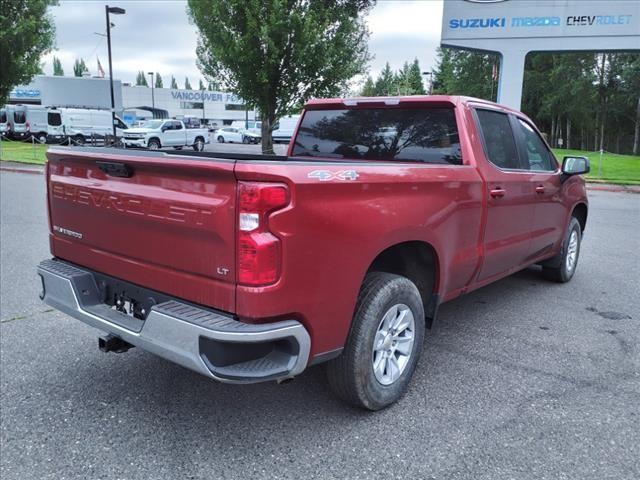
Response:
98,334,134,354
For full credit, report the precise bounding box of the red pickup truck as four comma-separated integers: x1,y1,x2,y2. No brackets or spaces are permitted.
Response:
38,96,589,410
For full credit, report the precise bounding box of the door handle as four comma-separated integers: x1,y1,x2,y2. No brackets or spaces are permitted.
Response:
490,188,506,198
535,185,545,194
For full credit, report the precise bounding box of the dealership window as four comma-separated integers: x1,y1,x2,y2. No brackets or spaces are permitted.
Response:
291,107,462,164
475,109,519,170
180,101,204,109
225,104,247,111
48,112,62,126
514,118,556,171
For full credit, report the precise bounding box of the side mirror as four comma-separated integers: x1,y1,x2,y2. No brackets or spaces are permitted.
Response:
562,156,590,176
161,126,168,132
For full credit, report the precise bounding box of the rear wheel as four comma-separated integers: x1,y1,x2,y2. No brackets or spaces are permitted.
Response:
217,135,225,143
36,132,47,144
147,138,161,150
542,217,582,282
327,272,425,410
193,137,205,151
73,134,85,146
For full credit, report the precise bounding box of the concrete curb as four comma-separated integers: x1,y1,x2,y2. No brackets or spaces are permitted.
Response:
0,165,44,175
586,184,640,194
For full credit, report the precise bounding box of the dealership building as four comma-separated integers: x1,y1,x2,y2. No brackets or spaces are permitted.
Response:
7,75,257,126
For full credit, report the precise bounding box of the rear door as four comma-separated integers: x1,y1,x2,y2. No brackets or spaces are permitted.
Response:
473,108,537,283
46,148,238,311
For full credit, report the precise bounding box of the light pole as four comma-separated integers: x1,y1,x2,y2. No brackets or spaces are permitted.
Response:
147,72,155,114
105,5,125,144
422,71,433,95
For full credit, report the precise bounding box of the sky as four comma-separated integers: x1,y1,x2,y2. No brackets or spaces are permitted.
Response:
41,0,444,90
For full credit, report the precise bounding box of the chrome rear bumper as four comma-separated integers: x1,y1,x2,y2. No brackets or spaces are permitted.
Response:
37,259,310,383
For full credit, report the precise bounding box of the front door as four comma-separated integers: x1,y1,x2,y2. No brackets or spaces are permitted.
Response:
512,116,566,259
473,108,538,283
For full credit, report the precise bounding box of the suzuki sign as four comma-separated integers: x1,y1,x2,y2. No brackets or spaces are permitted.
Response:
441,0,640,109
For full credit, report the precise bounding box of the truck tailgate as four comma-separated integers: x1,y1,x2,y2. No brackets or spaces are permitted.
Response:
46,148,237,312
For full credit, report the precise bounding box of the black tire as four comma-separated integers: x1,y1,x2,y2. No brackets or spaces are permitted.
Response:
74,134,85,146
542,217,582,283
326,272,425,410
36,132,47,144
193,137,205,151
217,135,225,143
147,138,161,150
173,146,183,150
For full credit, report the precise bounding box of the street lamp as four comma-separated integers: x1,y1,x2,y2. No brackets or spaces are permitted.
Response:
147,72,155,113
105,5,125,145
422,71,433,95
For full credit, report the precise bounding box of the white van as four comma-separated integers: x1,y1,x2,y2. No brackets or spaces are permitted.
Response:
0,108,8,137
59,108,128,145
10,106,29,140
22,106,65,143
272,114,300,143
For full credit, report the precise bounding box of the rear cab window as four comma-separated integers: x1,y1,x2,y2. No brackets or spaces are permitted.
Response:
292,107,462,164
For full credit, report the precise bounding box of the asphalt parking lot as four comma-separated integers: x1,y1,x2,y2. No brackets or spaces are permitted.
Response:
1,169,638,480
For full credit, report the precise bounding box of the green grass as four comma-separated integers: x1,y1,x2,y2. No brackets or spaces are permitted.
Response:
0,140,48,164
553,148,640,185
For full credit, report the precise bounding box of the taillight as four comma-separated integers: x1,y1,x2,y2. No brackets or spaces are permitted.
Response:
237,181,289,286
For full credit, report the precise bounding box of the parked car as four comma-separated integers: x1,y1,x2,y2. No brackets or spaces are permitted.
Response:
230,120,262,134
37,95,589,410
123,119,209,151
272,114,300,143
214,126,253,143
60,108,128,145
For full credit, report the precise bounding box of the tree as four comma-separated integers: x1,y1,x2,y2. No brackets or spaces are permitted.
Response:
407,59,426,95
135,71,148,86
374,62,395,96
188,0,373,153
170,75,178,89
0,0,57,104
184,77,192,90
155,72,163,88
73,58,88,77
52,56,64,76
360,76,376,96
198,78,205,90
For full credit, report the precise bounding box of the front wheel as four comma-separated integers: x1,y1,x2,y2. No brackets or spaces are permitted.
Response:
542,217,582,282
147,139,161,150
326,272,425,410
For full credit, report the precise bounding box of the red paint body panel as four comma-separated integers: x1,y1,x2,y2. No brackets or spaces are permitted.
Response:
44,96,587,361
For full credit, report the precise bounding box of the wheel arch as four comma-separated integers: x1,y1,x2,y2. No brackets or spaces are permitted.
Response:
571,202,588,233
147,137,161,147
365,240,441,328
